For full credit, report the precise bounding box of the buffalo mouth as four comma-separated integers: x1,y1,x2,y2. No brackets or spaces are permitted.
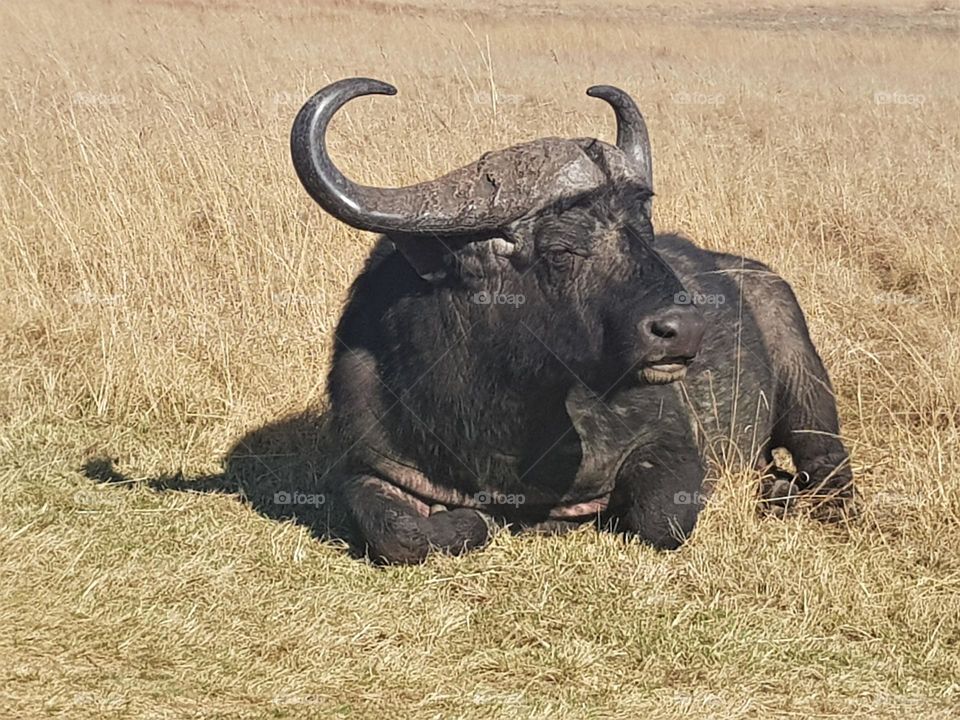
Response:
640,358,691,384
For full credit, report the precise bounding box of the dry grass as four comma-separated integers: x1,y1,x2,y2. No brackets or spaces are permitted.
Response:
2,0,959,717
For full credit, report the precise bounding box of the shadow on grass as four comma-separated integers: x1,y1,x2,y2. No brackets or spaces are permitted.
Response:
81,408,365,557
80,410,859,563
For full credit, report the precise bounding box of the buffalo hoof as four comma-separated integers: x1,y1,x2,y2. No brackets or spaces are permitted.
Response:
430,508,492,553
368,508,491,565
798,452,860,522
760,461,859,522
759,472,800,518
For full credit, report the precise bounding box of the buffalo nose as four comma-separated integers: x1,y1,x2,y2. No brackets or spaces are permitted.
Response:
641,305,706,361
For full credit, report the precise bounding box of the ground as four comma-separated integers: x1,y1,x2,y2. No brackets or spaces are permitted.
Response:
1,0,959,717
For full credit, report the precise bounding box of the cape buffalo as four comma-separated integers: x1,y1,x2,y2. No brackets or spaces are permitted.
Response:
290,77,855,564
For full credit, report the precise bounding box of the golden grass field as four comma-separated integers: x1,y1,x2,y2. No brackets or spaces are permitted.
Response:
2,0,959,716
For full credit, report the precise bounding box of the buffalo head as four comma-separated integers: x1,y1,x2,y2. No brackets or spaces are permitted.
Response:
291,78,703,391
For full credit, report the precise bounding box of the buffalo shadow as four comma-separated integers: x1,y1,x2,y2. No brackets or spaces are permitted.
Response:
82,407,365,556
80,409,847,562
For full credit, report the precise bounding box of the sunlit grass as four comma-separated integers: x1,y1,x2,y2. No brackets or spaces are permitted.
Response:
1,0,958,717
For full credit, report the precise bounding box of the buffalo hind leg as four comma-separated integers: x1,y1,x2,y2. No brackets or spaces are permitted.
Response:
770,345,857,519
747,272,858,518
342,474,491,564
603,445,707,550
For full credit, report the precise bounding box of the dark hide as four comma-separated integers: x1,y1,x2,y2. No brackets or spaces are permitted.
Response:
326,185,855,563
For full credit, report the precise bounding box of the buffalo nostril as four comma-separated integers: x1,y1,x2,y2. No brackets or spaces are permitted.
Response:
649,319,679,340
640,307,706,361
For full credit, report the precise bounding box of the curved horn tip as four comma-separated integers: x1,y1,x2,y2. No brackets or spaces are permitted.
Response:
326,77,398,97
584,83,654,202
587,84,622,99
586,85,639,108
363,78,398,96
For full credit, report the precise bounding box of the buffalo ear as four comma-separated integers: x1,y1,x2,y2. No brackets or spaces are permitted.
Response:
391,237,449,283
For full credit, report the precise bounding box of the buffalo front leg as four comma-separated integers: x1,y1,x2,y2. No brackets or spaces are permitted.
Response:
602,445,707,550
342,474,491,564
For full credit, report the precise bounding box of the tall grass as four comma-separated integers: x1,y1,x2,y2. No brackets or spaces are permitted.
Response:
1,0,958,717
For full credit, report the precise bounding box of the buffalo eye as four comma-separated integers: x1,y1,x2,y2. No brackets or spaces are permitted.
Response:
542,245,579,271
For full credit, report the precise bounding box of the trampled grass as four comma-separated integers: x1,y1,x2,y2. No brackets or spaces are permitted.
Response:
1,0,958,717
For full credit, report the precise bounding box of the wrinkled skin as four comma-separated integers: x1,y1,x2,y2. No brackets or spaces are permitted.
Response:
326,182,854,564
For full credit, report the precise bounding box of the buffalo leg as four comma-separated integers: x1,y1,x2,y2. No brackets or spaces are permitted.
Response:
342,474,491,564
770,341,857,516
603,444,707,550
745,273,857,516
